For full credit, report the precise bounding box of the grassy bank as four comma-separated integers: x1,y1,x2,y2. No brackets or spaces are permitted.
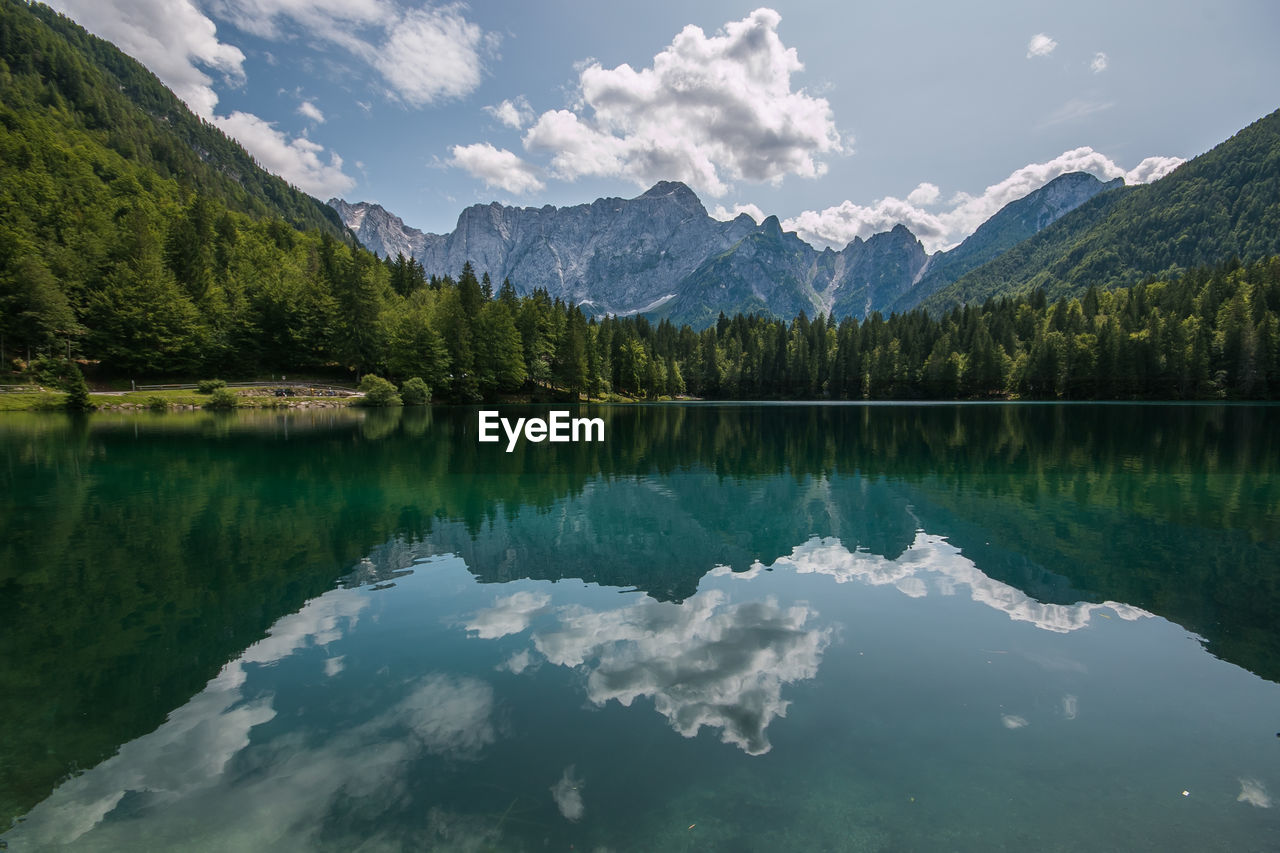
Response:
0,388,357,412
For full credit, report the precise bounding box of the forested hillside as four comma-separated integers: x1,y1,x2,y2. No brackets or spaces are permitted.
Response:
925,109,1280,310
0,0,361,369
307,254,1280,402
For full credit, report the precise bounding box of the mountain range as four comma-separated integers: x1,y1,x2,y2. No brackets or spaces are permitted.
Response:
332,171,1118,326
333,104,1280,327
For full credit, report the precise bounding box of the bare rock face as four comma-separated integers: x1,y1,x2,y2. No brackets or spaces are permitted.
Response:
415,181,744,316
330,174,1110,327
327,198,427,261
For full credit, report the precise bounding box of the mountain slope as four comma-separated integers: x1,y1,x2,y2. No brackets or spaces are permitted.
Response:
887,172,1122,315
0,0,391,373
0,0,349,238
923,108,1280,310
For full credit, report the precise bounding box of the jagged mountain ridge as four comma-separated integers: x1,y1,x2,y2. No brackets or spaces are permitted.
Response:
331,172,1115,326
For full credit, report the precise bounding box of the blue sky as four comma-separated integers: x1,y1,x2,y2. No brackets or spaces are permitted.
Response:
49,0,1280,251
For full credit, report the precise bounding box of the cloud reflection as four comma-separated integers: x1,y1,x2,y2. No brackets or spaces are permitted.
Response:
470,589,831,755
5,586,498,849
1238,778,1271,808
8,589,369,846
551,765,585,821
728,533,1153,633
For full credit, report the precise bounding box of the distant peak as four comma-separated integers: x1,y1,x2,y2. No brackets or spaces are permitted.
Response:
1043,171,1102,188
761,214,783,236
639,180,698,200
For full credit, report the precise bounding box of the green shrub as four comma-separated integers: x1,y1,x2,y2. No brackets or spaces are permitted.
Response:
204,387,238,409
64,364,94,412
400,377,431,405
197,378,227,393
146,396,168,411
358,374,402,407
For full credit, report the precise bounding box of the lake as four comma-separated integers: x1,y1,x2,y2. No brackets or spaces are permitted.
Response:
1,403,1277,851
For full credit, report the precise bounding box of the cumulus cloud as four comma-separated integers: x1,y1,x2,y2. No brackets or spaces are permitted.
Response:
907,182,941,206
1027,33,1057,58
297,100,325,123
373,6,485,106
214,111,356,197
710,202,766,223
486,96,534,129
450,143,547,195
783,147,1185,252
1091,51,1109,73
209,0,490,106
520,8,842,197
1124,155,1184,184
479,589,832,755
783,196,949,251
48,0,245,118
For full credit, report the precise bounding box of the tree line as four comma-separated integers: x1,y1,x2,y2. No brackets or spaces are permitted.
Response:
6,185,1280,401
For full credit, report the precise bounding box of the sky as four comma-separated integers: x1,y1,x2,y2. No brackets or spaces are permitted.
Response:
46,0,1280,253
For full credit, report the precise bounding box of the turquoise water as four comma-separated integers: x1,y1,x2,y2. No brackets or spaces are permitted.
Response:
1,404,1277,850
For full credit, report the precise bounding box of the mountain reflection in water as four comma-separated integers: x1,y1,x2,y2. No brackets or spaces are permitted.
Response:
1,403,1277,850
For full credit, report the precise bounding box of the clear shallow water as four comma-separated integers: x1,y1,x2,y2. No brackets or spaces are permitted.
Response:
1,404,1278,851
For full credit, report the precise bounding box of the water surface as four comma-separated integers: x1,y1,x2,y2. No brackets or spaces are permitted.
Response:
2,404,1277,850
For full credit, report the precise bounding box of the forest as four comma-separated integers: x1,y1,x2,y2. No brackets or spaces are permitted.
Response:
6,197,1280,402
2,0,1278,401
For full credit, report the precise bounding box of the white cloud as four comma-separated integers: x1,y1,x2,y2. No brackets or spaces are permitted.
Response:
1001,714,1029,729
907,182,941,206
783,147,1186,252
214,111,356,197
298,100,325,123
521,8,842,197
486,96,534,129
1124,155,1184,184
710,202,766,223
209,0,490,107
1027,33,1057,58
373,6,485,106
48,0,245,119
782,196,948,251
450,143,547,195
1091,51,1109,73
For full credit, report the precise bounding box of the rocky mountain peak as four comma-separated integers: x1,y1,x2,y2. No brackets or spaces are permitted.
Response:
329,170,1115,327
